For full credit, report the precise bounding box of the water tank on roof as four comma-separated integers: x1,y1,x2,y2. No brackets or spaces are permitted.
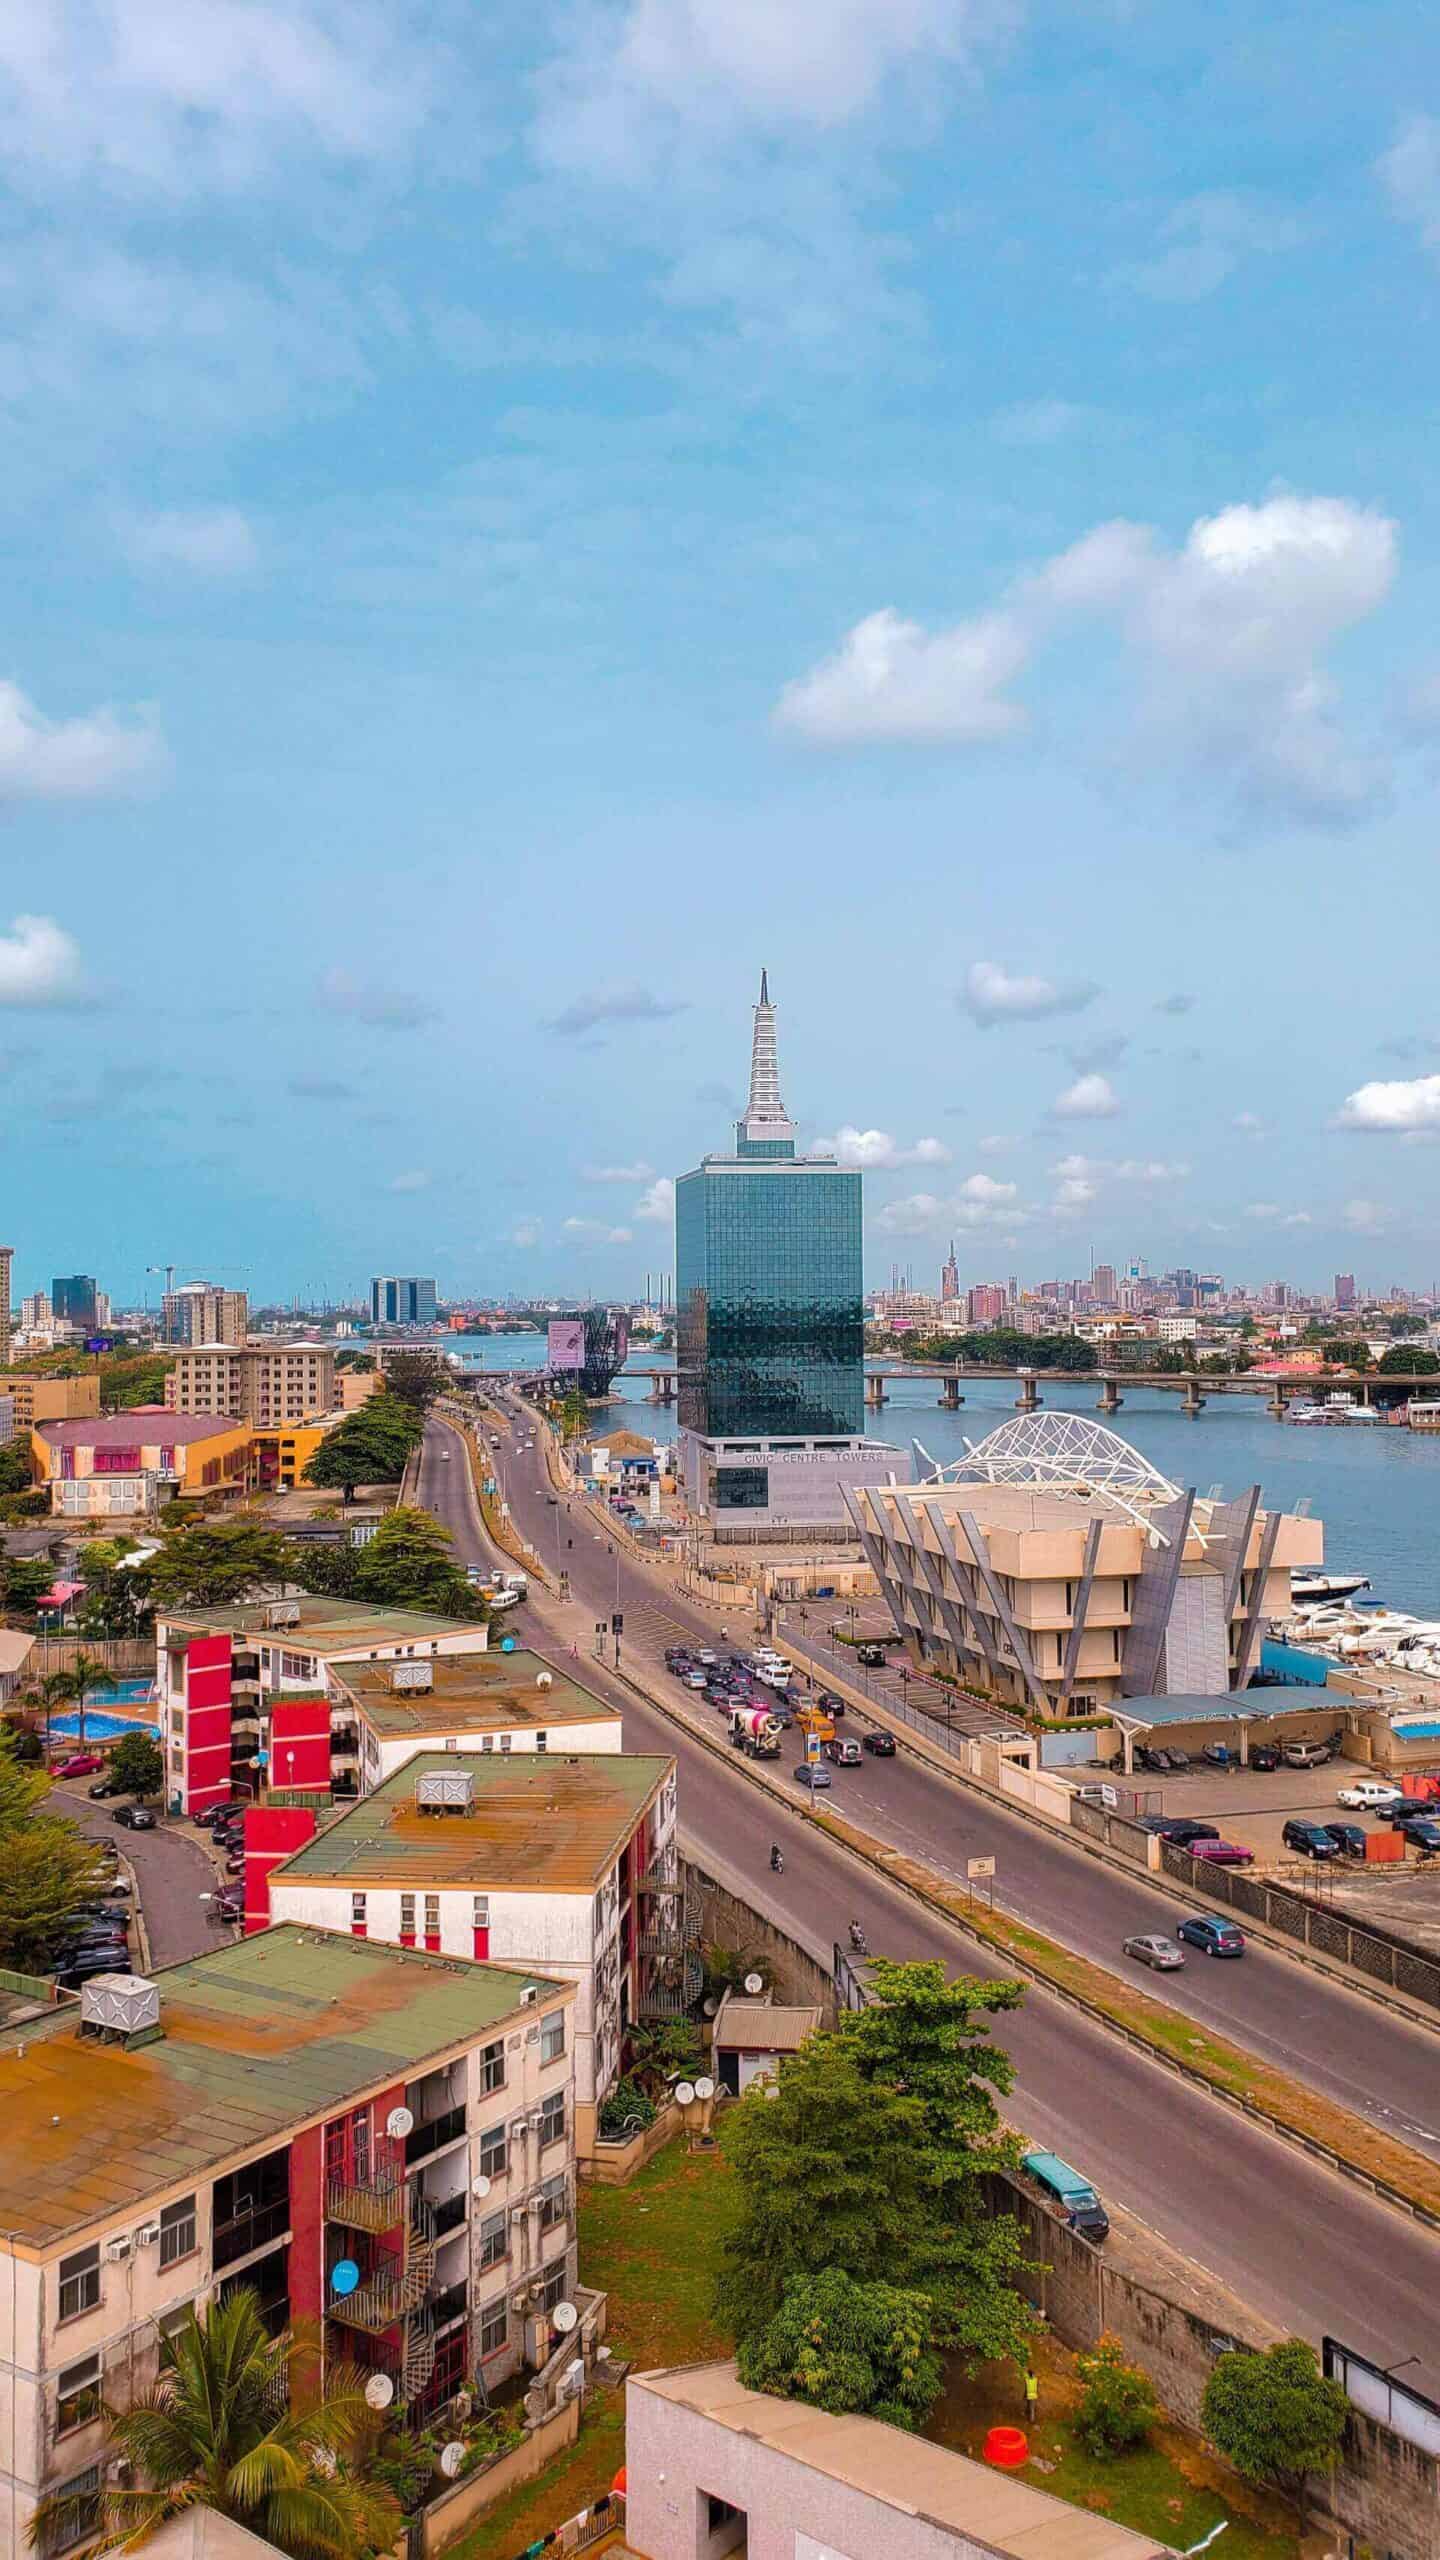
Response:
390,1660,434,1693
416,1767,475,1815
81,1976,161,2038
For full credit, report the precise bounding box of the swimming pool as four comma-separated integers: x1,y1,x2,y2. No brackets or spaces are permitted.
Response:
49,1710,160,1742
84,1678,156,1706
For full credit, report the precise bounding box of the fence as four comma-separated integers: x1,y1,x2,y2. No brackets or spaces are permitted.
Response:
1160,1840,1440,2011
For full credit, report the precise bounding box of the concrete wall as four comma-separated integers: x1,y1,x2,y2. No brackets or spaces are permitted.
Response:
680,1856,836,2017
409,2399,580,2557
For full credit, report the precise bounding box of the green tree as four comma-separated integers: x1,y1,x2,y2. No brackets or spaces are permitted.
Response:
28,2288,401,2559
73,1538,152,1641
351,1505,483,1617
625,2015,702,2098
1075,2335,1159,2457
110,1730,164,1800
0,1555,55,1620
382,1351,449,1413
1201,2339,1347,2525
558,1388,589,1443
1326,1339,1372,1371
738,2269,944,2431
0,1731,110,1969
143,1516,292,1611
289,1541,362,1600
0,1439,32,1495
1380,1343,1440,1374
98,1351,174,1411
44,1650,116,1752
303,1396,423,1502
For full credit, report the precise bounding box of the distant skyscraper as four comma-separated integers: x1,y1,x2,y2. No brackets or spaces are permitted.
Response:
0,1246,11,1369
967,1285,1006,1325
163,1284,249,1347
940,1242,959,1303
370,1276,438,1327
1091,1263,1117,1303
52,1275,98,1329
1335,1272,1357,1312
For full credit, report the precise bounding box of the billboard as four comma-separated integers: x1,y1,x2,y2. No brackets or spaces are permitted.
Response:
610,1312,630,1369
548,1317,585,1373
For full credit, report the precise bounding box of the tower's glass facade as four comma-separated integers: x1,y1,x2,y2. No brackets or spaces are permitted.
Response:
676,1161,864,1438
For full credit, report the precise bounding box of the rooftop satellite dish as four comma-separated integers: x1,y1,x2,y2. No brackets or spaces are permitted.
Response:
694,2074,715,2102
472,2172,493,2198
703,1994,718,2017
537,1671,553,1689
743,1972,764,1996
551,2299,579,2333
674,2080,696,2107
330,2259,360,2298
386,2106,414,2139
439,2442,466,2480
364,2373,394,2412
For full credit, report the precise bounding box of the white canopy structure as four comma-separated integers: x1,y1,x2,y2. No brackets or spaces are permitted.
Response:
913,1412,1184,1537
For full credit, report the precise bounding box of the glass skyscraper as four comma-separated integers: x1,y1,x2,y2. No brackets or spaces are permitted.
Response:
676,975,864,1442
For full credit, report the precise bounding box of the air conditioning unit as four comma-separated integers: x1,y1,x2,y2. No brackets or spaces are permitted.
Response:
511,2290,529,2312
509,2207,526,2226
528,2113,545,2133
133,2224,160,2249
105,2236,132,2263
519,1985,538,2006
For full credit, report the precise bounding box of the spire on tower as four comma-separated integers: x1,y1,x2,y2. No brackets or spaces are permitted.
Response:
736,970,797,1157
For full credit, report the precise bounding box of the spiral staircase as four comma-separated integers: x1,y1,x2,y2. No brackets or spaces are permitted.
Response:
326,2161,439,2397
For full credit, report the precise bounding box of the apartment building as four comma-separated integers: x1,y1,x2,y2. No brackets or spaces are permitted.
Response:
333,1649,624,1790
155,1597,492,1812
0,1932,578,2553
31,1412,249,1521
2,1373,100,1435
165,1342,337,1427
261,1749,679,2149
0,1243,11,1369
162,1286,248,1348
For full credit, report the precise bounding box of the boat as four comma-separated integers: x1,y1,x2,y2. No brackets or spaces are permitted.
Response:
1285,1400,1329,1425
1291,1571,1371,1604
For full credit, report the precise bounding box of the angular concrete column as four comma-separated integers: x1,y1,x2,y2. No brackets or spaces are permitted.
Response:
1097,1373,1122,1415
1015,1368,1040,1412
940,1376,963,1409
1182,1375,1206,1417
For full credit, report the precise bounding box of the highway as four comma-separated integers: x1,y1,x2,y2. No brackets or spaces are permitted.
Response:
420,1405,1440,2392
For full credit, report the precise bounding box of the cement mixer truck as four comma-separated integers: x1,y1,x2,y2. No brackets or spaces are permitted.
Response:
729,1704,783,1758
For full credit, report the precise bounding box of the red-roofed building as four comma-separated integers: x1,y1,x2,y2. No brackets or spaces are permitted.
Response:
30,1410,250,1519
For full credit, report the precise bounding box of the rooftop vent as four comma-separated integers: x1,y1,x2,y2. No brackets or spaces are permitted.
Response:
80,1976,161,2042
416,1767,475,1816
391,1659,434,1694
264,1600,301,1630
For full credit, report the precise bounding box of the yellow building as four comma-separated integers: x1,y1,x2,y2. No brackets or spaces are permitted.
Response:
245,1421,330,1493
3,1372,101,1433
30,1410,251,1518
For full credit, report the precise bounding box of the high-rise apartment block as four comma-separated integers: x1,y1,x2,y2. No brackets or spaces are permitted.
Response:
162,1284,248,1346
966,1284,1006,1325
1335,1272,1357,1311
940,1241,959,1303
165,1341,336,1426
1090,1263,1117,1303
51,1275,98,1329
20,1292,50,1331
370,1276,438,1326
0,1245,11,1369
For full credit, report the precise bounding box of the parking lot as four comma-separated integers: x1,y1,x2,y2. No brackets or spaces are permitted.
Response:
1142,1751,1440,1873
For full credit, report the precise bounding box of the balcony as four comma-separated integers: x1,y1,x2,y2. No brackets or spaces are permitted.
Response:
325,2168,405,2235
330,1725,359,1756
405,2104,466,2166
430,2190,467,2239
428,2279,468,2330
213,2197,289,2270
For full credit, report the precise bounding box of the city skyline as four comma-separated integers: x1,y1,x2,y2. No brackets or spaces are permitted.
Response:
4,5,1440,1288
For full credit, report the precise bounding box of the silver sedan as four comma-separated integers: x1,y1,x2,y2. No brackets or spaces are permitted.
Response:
1122,1933,1186,1971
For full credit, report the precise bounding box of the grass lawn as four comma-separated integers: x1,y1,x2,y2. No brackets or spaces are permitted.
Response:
447,2142,734,2560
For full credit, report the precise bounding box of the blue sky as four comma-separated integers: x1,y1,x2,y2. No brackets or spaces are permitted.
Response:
5,0,1440,1307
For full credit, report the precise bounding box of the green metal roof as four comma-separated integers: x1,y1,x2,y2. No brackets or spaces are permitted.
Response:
274,1749,672,1892
0,1927,566,2252
337,1647,621,1735
162,1598,481,1649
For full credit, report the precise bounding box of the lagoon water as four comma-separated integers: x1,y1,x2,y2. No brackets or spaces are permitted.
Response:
440,1333,1440,1615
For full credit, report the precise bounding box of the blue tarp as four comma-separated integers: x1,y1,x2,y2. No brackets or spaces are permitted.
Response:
1259,1639,1330,1687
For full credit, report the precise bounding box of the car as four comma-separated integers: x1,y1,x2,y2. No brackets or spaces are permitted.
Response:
99,1880,132,1900
863,1730,897,1756
1384,1800,1437,1828
856,1643,889,1666
1021,2149,1110,2242
683,1670,708,1690
112,1805,156,1831
1152,1818,1220,1846
1336,1778,1404,1810
1189,1838,1255,1866
87,1776,125,1800
817,1692,846,1718
53,1752,103,1779
791,1763,833,1790
224,1852,245,1875
1403,1818,1440,1856
1283,1737,1335,1770
1122,1933,1186,1970
1282,1818,1338,1860
1322,1822,1368,1858
55,1959,129,1991
824,1736,862,1766
1247,1743,1282,1772
194,1801,247,1830
696,1650,717,1666
1175,1915,1246,1957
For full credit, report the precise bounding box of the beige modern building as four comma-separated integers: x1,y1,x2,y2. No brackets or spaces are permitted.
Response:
0,1931,577,2553
165,1342,336,1426
162,1285,248,1347
848,1415,1322,1716
2,1372,101,1434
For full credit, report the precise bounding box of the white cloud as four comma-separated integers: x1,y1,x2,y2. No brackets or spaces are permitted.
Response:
635,1176,675,1223
962,960,1100,1027
1380,116,1440,266
816,1125,951,1169
1051,1153,1188,1184
0,915,89,1007
1245,1202,1312,1226
1115,192,1308,303
583,1161,656,1184
563,1216,634,1244
774,606,1029,746
977,1133,1017,1155
547,983,688,1035
875,1173,1022,1236
387,1169,430,1193
1336,1073,1440,1134
1343,1199,1389,1234
0,677,165,800
777,494,1397,825
1232,1111,1265,1134
874,1191,944,1236
319,968,434,1030
119,505,259,576
508,1217,542,1248
1052,1074,1120,1120
956,1171,1016,1204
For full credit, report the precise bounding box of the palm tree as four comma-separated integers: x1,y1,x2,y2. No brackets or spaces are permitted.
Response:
50,1648,116,1754
28,2289,401,2558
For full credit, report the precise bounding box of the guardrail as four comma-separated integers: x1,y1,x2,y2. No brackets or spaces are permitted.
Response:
1160,1840,1440,2013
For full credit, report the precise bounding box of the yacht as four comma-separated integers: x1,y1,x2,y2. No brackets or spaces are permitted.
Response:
1291,1571,1372,1604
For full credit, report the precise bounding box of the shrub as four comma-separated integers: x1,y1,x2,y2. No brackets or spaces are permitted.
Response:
1075,2335,1159,2458
599,2079,656,2138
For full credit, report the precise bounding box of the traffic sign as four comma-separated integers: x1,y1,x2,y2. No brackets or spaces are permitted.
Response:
967,1856,996,1880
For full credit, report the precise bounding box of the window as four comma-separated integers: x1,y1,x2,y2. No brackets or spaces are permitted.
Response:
480,1734,494,1752
159,2195,197,2268
351,1892,367,1937
55,2356,101,2435
38,2465,101,2556
477,2296,508,2359
535,1730,548,1752
424,1893,440,1933
400,1892,416,1942
499,1732,512,1753
477,2210,507,2271
477,2122,507,2182
538,2174,568,2233
540,2010,565,2066
541,2262,569,2313
480,2039,505,2095
57,2246,100,2324
472,1895,490,1930
539,2090,566,2150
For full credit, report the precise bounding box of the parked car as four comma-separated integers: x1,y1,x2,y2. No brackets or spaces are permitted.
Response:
863,1730,897,1757
53,1752,103,1779
683,1670,708,1690
1322,1822,1368,1858
1336,1778,1405,1811
1189,1838,1255,1866
1151,1818,1220,1846
1403,1818,1440,1856
209,1894,244,1926
1122,1933,1185,1971
194,1801,248,1830
1384,1800,1437,1828
1020,2150,1110,2243
1247,1743,1282,1772
1283,1736,1338,1769
112,1805,156,1831
224,1852,245,1875
1175,1915,1246,1958
791,1763,832,1791
1282,1818,1338,1860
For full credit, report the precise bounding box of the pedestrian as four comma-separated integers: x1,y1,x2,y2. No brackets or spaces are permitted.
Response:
1024,2369,1039,2420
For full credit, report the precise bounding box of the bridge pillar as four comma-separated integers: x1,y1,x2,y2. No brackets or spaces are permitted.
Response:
1269,1381,1287,1419
1182,1375,1206,1417
1097,1373,1122,1415
940,1376,963,1410
866,1372,887,1411
1015,1369,1040,1412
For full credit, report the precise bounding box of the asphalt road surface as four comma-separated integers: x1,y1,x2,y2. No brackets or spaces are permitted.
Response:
421,1406,1440,2393
51,1783,220,1969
